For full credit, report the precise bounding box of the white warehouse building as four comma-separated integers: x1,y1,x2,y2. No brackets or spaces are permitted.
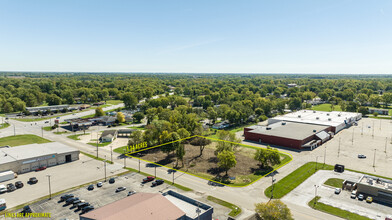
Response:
0,142,79,174
268,110,362,133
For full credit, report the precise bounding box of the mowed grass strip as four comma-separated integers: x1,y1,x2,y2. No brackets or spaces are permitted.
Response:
311,104,342,112
324,178,344,188
0,134,52,147
308,196,371,220
265,162,334,199
207,196,241,217
67,133,90,140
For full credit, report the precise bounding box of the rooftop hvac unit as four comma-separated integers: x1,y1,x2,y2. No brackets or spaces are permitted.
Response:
298,115,301,118
266,127,272,130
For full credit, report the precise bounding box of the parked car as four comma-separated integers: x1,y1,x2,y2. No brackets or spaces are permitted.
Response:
7,183,16,192
81,205,94,214
127,191,136,196
29,177,38,184
35,166,47,171
109,178,115,184
142,176,155,183
115,187,126,192
0,185,6,194
71,200,81,207
15,181,24,189
20,205,32,215
151,179,164,187
87,184,94,191
366,196,373,203
334,188,341,194
358,194,364,200
77,202,90,210
350,191,356,199
65,197,79,205
97,182,103,187
60,194,74,202
358,154,366,159
45,121,49,123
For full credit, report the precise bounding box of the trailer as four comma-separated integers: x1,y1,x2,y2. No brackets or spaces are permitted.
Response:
0,171,14,183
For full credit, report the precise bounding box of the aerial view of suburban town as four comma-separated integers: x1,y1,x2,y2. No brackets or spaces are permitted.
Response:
0,1,391,220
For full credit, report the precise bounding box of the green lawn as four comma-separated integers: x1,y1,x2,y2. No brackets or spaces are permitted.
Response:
207,196,241,217
0,123,10,129
114,146,128,154
106,100,123,105
54,131,69,135
324,178,344,188
43,126,53,131
265,162,334,199
127,126,145,130
88,142,111,147
309,197,371,220
80,152,113,164
67,133,90,140
311,104,342,112
0,134,51,147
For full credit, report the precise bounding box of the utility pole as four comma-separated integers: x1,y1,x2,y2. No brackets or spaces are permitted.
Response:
110,144,113,164
373,149,376,167
46,175,52,200
96,127,99,158
314,185,319,206
385,137,388,153
154,157,157,178
41,126,43,137
104,156,107,182
172,163,175,185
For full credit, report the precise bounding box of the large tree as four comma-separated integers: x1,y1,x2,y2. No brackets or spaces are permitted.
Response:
255,200,293,220
190,137,212,156
217,150,237,176
95,107,105,117
123,92,138,109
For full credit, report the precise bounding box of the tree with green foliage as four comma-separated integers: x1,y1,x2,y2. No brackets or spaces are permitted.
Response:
288,97,302,111
123,92,138,110
255,200,293,220
116,112,125,123
207,107,217,124
190,137,212,156
133,112,144,123
146,108,157,125
357,106,369,116
382,93,392,108
217,150,237,176
175,144,185,167
95,107,105,117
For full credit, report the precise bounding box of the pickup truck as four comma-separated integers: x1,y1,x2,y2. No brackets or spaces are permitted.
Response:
0,185,7,194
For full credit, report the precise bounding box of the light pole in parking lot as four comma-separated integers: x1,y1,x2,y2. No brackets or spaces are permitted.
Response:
138,154,141,173
110,144,113,164
123,149,126,168
154,157,157,178
373,149,376,167
46,174,52,200
270,176,276,201
314,185,319,206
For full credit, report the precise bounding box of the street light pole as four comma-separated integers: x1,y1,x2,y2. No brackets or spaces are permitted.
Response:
373,149,376,167
96,127,99,158
110,145,113,164
154,157,157,178
315,156,319,171
46,175,52,200
314,185,319,206
41,126,44,137
385,137,388,153
270,176,276,201
104,156,107,182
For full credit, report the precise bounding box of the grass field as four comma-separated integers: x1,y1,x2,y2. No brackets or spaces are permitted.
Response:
308,197,371,220
114,146,127,154
311,104,342,112
43,126,53,131
207,196,241,217
0,134,51,147
67,133,90,140
0,123,10,129
264,162,334,199
324,178,344,188
106,100,123,105
87,142,111,147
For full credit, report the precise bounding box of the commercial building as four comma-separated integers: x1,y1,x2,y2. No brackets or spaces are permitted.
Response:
100,130,118,142
0,142,79,174
356,175,392,205
244,122,332,150
80,191,213,220
369,109,389,116
268,110,362,133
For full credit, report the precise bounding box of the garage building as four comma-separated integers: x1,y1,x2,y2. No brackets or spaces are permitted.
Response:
0,142,79,174
244,121,332,150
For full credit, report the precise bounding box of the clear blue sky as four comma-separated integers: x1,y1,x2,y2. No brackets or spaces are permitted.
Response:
0,0,391,74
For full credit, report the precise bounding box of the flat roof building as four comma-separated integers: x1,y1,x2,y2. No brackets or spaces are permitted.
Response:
0,142,79,174
356,175,392,205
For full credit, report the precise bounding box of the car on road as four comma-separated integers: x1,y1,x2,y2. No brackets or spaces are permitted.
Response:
97,182,103,187
28,177,38,184
127,191,136,196
35,166,47,171
358,154,366,159
334,188,341,194
115,187,126,192
45,121,49,123
60,194,74,202
15,181,24,189
151,179,164,187
7,183,16,192
366,196,373,203
87,184,94,191
350,191,356,199
81,205,94,214
109,178,115,184
142,176,155,183
358,194,364,200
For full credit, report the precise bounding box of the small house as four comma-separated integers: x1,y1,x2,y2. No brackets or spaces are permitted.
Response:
100,130,118,142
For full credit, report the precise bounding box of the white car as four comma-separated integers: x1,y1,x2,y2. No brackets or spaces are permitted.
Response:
334,188,341,194
350,191,356,199
97,182,103,187
0,185,7,193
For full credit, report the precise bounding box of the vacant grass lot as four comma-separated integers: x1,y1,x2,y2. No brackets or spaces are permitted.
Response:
0,123,10,129
67,133,90,140
324,178,344,188
106,100,123,105
0,134,51,147
311,104,342,112
265,162,334,199
309,196,371,220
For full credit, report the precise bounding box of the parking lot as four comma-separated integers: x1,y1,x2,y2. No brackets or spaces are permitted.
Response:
2,172,229,220
282,170,392,220
0,154,125,209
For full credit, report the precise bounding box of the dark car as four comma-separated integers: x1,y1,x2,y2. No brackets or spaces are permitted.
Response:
35,166,47,171
142,176,155,183
81,205,94,214
151,179,164,187
71,200,82,208
77,202,90,210
87,184,94,191
65,197,79,205
60,194,74,202
358,154,366,159
29,177,38,184
20,205,32,215
7,183,16,192
115,187,126,192
15,181,24,189
109,178,115,184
